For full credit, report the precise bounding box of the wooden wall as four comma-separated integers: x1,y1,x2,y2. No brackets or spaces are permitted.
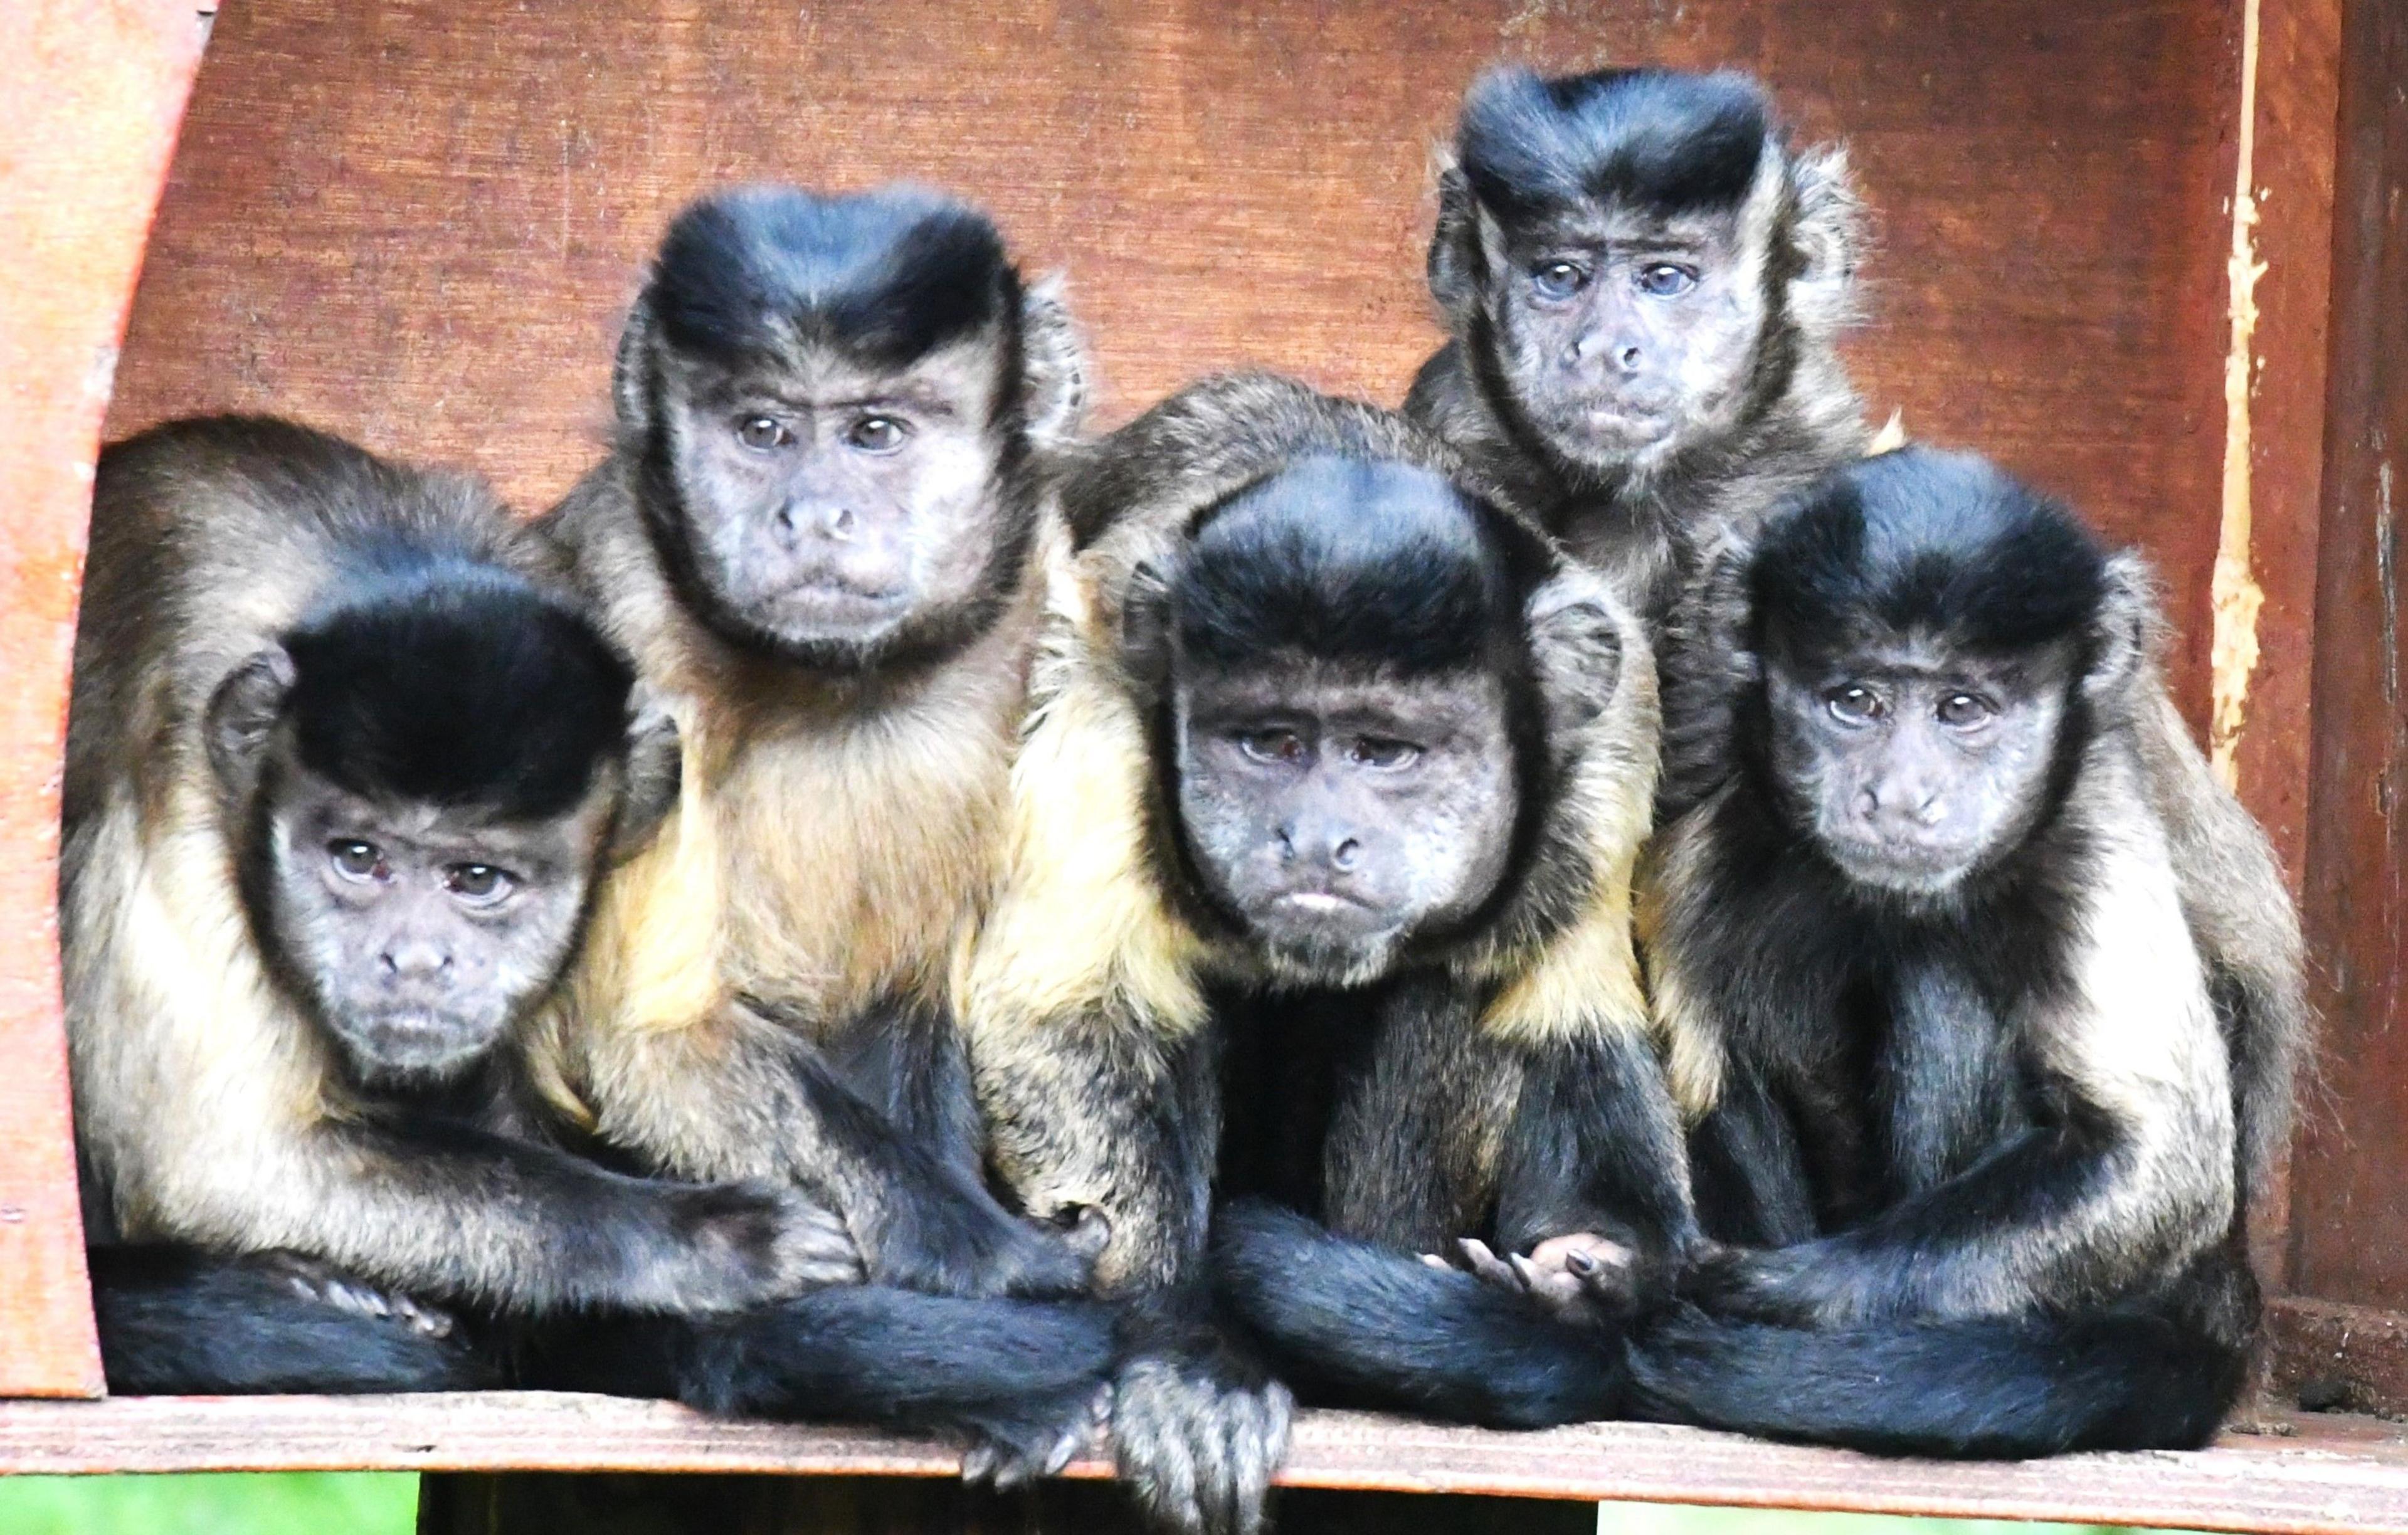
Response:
104,0,2241,724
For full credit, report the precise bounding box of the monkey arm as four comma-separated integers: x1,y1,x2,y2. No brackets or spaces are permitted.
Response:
1704,821,2237,1327
564,998,1092,1300
1495,1027,1702,1262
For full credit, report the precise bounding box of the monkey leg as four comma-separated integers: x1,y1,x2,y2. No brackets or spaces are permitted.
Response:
88,1244,503,1393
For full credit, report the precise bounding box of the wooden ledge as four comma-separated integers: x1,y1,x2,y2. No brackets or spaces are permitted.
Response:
0,1395,2403,1532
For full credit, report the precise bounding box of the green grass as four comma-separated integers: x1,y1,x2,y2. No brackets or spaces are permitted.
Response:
0,1472,418,1534
1599,1508,2146,1535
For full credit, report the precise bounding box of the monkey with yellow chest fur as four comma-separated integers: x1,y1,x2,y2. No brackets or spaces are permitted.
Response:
966,374,1694,1531
516,184,1122,1480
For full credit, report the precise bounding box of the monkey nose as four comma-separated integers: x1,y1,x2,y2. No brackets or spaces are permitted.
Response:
380,942,453,979
1616,343,1644,373
1330,836,1361,872
1275,825,1297,862
825,505,858,542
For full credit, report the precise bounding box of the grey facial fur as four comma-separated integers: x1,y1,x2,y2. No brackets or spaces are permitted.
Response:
1765,636,2074,897
1174,665,1518,984
257,764,607,1086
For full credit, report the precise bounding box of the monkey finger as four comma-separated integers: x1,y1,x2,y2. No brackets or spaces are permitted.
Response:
1456,1238,1523,1291
959,1443,998,1485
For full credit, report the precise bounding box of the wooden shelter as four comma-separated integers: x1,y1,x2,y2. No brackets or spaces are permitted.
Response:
2,1,2404,1528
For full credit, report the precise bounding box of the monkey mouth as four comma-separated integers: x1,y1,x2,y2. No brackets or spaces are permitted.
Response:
1819,836,1980,897
335,1010,503,1084
759,578,912,631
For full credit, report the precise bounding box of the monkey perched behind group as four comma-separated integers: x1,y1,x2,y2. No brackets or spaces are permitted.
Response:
64,49,2308,1535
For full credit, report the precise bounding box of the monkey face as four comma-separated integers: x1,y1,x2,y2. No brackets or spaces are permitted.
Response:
654,339,1021,669
1487,203,1766,475
253,765,610,1087
1765,633,2073,898
1173,666,1518,986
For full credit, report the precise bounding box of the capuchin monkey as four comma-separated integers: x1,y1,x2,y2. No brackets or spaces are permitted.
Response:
66,416,857,1392
520,184,1121,1477
1484,447,2299,1455
1405,65,1868,630
966,375,1690,1527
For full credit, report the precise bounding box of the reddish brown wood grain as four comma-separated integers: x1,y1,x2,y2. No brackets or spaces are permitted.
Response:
106,0,2238,719
0,0,210,1400
2288,0,2408,1314
0,1395,2398,1535
2268,1295,2408,1418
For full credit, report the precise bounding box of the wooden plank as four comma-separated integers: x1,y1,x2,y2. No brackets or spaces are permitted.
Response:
2286,0,2408,1314
0,1396,2404,1534
2268,1295,2408,1417
107,0,2238,719
0,0,212,1399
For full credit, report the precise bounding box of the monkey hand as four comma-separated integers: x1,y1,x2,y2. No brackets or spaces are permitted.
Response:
862,1185,1098,1299
958,1378,1111,1492
1432,1233,1638,1327
675,1182,863,1308
1110,1351,1292,1535
258,1252,457,1339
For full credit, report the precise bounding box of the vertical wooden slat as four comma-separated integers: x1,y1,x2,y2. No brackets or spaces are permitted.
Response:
0,0,210,1396
2213,0,2345,1294
2288,0,2408,1317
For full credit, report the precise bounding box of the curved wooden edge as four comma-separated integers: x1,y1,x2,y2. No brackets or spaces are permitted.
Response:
0,1397,2402,1534
0,1,213,1398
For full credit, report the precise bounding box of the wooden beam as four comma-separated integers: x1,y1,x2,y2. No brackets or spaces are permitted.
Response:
0,1396,2403,1535
0,0,212,1399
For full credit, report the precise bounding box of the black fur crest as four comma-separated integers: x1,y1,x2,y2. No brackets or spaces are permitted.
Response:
1457,66,1772,220
1750,448,2110,660
648,183,1020,372
285,554,633,819
1174,453,1538,677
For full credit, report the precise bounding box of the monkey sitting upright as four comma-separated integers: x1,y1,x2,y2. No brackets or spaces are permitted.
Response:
511,184,1136,1478
66,416,858,1391
1500,447,2295,1455
965,376,1693,1527
1405,64,1869,631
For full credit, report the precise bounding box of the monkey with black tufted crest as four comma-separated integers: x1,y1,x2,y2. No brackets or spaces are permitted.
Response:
1406,63,1869,630
519,183,1126,1475
1481,446,2298,1455
66,414,860,1395
966,374,1691,1526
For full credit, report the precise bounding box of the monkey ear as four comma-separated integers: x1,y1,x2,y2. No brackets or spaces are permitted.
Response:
608,687,684,863
2083,551,2160,704
1787,144,1867,336
1118,560,1174,699
1526,574,1628,741
610,292,658,436
1426,164,1486,326
205,646,297,808
1019,274,1091,450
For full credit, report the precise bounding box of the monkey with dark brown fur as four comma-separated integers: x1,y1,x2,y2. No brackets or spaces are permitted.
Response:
968,375,1689,1527
1406,64,1868,631
1480,448,2301,1455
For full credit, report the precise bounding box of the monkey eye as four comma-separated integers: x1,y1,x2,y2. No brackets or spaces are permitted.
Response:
1347,737,1422,771
328,840,388,882
1936,693,1995,728
1636,263,1699,297
845,416,909,453
1824,685,1887,725
442,863,517,907
1531,261,1588,301
736,416,793,451
1237,729,1309,766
